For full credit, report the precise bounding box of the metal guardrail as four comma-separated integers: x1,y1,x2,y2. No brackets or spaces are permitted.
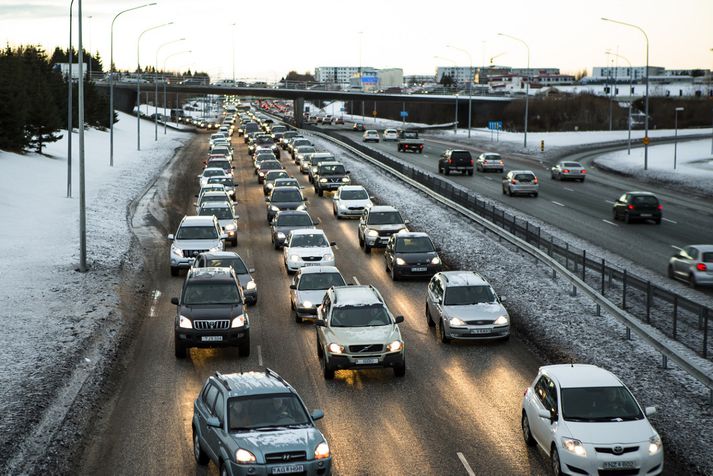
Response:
299,126,713,404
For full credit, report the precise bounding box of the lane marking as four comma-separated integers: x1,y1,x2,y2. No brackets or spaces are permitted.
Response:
551,201,565,207
333,245,339,250
602,219,619,227
457,452,476,476
257,345,263,366
662,218,677,224
149,290,162,318
564,187,574,192
352,276,361,285
604,200,615,204
484,176,493,181
671,245,682,250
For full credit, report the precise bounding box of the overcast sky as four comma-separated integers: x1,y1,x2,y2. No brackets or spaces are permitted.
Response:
1,0,711,81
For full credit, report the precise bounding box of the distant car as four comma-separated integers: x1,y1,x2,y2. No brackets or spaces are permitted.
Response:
272,177,301,190
313,162,351,196
204,158,234,178
668,245,713,288
262,169,290,195
266,186,308,223
384,232,442,280
198,167,228,188
551,160,587,181
280,131,299,149
502,170,539,197
438,149,473,176
476,152,505,173
352,123,365,132
270,210,317,249
192,251,257,304
290,266,347,322
521,364,662,476
335,117,344,125
612,192,662,224
194,190,234,214
256,160,284,183
206,176,235,199
382,129,398,141
198,201,238,246
168,215,226,276
363,130,380,143
283,229,336,274
358,205,409,253
426,271,509,342
294,146,317,165
332,185,373,219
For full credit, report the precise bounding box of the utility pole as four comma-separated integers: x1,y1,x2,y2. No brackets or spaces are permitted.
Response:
78,0,87,272
67,0,75,198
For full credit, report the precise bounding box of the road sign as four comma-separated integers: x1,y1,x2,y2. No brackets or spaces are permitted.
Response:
400,111,408,118
372,110,378,117
642,136,650,145
488,120,503,130
361,76,378,84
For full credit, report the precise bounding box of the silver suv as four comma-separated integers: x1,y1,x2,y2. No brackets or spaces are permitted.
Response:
668,244,713,288
357,205,409,253
168,216,226,276
290,266,346,322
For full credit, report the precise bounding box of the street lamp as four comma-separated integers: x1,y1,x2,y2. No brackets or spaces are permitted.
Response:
602,17,650,169
434,55,459,135
137,21,173,151
674,107,684,169
498,33,530,148
606,50,634,154
231,23,236,85
77,0,86,272
446,45,473,138
155,37,185,140
162,49,191,134
67,0,75,198
110,2,157,166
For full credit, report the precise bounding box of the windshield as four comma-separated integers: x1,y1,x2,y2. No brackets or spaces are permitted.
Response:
272,126,287,133
244,123,259,132
561,386,644,422
203,257,247,274
444,285,496,305
395,237,434,253
272,189,303,202
266,171,289,181
402,131,418,138
340,189,368,200
183,282,241,305
255,154,274,163
319,164,346,175
632,196,658,206
228,394,310,431
203,169,225,177
275,179,299,188
208,161,230,170
283,132,298,139
208,177,233,187
702,252,713,262
298,272,346,291
514,173,535,182
484,154,501,160
276,214,313,227
290,233,328,248
200,207,234,220
297,147,316,155
330,304,391,327
256,136,273,144
176,225,218,240
368,211,403,225
261,162,282,170
563,162,582,168
293,139,310,148
201,194,229,204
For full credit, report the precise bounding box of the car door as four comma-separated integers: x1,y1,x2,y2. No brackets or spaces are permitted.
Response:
206,391,225,456
290,274,300,308
197,383,220,461
430,278,445,323
528,376,551,447
316,294,332,349
426,278,441,321
614,193,628,217
358,210,368,239
384,236,395,269
332,188,341,210
674,247,692,276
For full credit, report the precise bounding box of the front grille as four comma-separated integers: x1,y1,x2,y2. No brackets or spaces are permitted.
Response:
184,249,207,258
348,206,364,211
328,177,343,183
378,230,397,237
465,320,493,326
598,470,639,476
193,320,230,330
265,451,307,463
349,344,384,353
302,256,322,262
595,446,639,455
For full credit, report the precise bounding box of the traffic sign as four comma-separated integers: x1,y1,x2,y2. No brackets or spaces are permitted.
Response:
488,120,503,130
642,136,650,145
400,111,408,118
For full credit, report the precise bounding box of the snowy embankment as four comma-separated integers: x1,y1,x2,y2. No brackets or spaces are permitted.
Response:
307,134,713,474
0,112,191,467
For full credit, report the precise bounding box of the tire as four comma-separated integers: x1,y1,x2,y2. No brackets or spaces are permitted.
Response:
231,239,237,247
445,167,450,175
193,429,210,465
533,192,538,198
295,312,303,323
667,265,674,278
174,337,187,358
612,209,618,221
507,187,512,197
551,172,556,180
322,356,335,380
358,233,364,247
220,462,229,476
467,170,474,176
426,305,435,327
391,265,399,281
521,412,536,447
170,266,179,277
502,187,507,195
438,319,451,344
317,339,323,358
689,275,698,289
363,241,371,254
551,446,563,476
274,240,280,250
655,218,662,225
394,361,406,377
579,178,585,183
318,188,324,197
238,337,250,357
624,213,631,224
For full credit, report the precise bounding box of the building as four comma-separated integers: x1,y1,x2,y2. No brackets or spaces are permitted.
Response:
404,74,436,85
589,66,665,82
435,66,478,86
315,66,374,85
376,68,404,90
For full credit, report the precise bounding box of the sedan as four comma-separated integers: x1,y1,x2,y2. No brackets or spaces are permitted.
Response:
668,244,713,288
382,129,398,141
290,266,346,322
551,160,587,181
192,251,257,304
363,130,380,143
612,192,662,224
332,185,373,219
476,152,504,173
283,229,336,274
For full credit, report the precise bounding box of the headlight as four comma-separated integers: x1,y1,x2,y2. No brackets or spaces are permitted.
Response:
266,183,274,189
231,314,246,328
303,300,314,308
395,257,407,266
341,177,350,182
246,280,256,290
367,229,379,237
258,171,265,177
235,448,256,464
276,232,286,240
387,340,403,352
296,204,307,211
431,256,441,265
327,343,344,354
270,205,280,212
289,254,301,262
179,315,193,329
648,434,662,455
322,253,334,261
494,315,509,326
319,178,328,183
209,246,222,253
171,245,183,257
225,223,237,231
449,317,467,327
314,441,330,460
562,437,587,457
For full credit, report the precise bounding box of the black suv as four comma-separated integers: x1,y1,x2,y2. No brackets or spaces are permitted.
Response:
172,267,250,358
438,149,473,176
313,162,351,196
612,191,662,224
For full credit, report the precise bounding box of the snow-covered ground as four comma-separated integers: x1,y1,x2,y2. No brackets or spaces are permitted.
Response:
0,112,191,466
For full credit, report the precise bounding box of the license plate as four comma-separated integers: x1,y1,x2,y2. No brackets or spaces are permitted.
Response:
470,328,491,334
640,213,651,217
355,358,379,365
272,464,305,474
602,461,636,470
201,336,223,342
411,267,427,272
304,262,320,266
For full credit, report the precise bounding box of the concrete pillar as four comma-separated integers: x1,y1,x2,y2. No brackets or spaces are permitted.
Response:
294,97,304,128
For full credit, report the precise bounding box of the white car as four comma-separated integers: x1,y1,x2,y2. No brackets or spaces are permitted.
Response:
362,130,380,143
383,129,398,141
198,167,228,188
283,229,336,274
332,185,373,219
290,266,346,322
522,364,663,476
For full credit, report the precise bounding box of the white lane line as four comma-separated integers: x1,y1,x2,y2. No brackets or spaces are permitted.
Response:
604,200,615,204
671,245,682,250
333,245,339,250
257,345,263,366
456,452,476,476
149,290,162,318
484,176,493,181
352,276,361,285
564,187,574,192
551,201,565,207
663,218,677,224
602,219,619,227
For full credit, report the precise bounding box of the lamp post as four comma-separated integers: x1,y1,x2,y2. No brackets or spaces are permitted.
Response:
434,55,459,135
163,49,191,134
137,21,173,151
674,107,684,169
67,0,75,198
602,18,650,169
155,37,185,140
77,0,86,272
446,45,473,138
498,33,530,148
110,3,157,166
231,23,236,85
606,50,634,155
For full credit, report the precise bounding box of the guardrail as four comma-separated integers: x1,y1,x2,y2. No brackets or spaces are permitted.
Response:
297,125,713,404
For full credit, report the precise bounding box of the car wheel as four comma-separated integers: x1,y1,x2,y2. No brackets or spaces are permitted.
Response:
551,172,556,179
363,242,371,254
274,240,281,250
238,337,250,357
655,218,662,225
231,239,237,247
533,192,538,197
193,428,210,465
624,212,631,224
322,355,335,380
468,170,474,176
333,207,338,217
438,319,451,344
667,265,675,278
170,266,179,277
502,186,507,195
358,233,364,247
220,462,229,476
318,188,324,197
580,177,585,182
689,274,698,289
295,312,303,323
507,187,512,196
394,360,406,377
174,337,186,359
551,445,563,476
612,209,618,221
426,304,435,327
444,167,450,175
521,412,536,447
391,265,399,281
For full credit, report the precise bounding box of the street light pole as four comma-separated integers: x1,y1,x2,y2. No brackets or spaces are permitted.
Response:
498,33,530,148
137,21,173,151
232,23,236,85
163,49,191,134
67,0,75,198
446,45,473,138
77,0,86,272
434,55,460,135
674,107,684,169
155,38,185,140
606,50,633,155
602,18,650,169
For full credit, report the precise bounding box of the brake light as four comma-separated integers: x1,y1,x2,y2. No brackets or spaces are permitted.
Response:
483,160,489,164
470,159,474,166
448,159,453,164
511,179,518,185
657,204,663,211
563,169,570,173
581,169,587,174
697,263,707,272
627,204,635,210
533,177,539,184
419,144,424,149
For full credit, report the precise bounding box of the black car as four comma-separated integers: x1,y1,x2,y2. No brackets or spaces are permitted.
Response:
612,192,662,224
438,150,473,176
171,267,250,358
256,160,284,183
192,251,257,304
384,232,442,280
270,210,317,249
262,170,290,195
265,186,308,223
313,162,351,196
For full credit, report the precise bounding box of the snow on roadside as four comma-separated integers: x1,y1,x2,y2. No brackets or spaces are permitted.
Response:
306,133,713,474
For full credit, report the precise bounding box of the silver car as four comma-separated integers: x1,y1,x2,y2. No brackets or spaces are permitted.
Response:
168,216,226,276
476,152,504,173
283,229,336,274
290,266,346,322
668,245,713,288
191,251,257,304
502,170,539,197
198,201,238,246
426,271,510,342
551,160,587,182
332,185,373,219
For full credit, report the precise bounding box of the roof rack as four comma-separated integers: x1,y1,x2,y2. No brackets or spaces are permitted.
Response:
265,368,289,387
214,371,232,391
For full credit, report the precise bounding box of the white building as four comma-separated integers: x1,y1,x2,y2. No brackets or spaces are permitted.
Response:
590,66,665,81
435,66,478,86
404,74,436,85
315,66,374,85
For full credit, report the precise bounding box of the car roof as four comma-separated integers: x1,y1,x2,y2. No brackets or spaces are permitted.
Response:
202,167,226,173
369,205,399,213
202,191,231,197
297,265,342,275
276,210,310,216
215,369,293,397
541,364,623,389
626,191,657,196
690,244,713,252
197,251,244,261
331,285,383,307
338,185,366,191
394,231,430,239
509,170,536,175
181,215,217,226
290,228,326,237
311,152,334,158
318,161,342,167
440,270,489,287
187,266,236,281
200,201,232,209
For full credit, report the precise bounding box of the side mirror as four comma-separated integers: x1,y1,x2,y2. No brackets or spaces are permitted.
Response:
202,160,207,165
315,217,322,225
170,297,179,305
394,315,405,324
264,197,269,202
311,409,324,421
193,202,198,207
346,171,351,174
167,234,175,241
330,241,336,247
289,284,297,290
303,197,309,202
500,296,507,303
315,320,326,327
194,194,199,198
404,219,411,225
369,196,375,200
537,408,554,422
645,406,657,416
220,233,229,240
248,268,256,274
206,416,221,428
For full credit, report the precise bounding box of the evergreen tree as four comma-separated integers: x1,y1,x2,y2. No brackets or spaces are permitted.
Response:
0,47,29,151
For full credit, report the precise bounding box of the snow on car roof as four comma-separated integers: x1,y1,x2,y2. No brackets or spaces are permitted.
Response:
181,215,217,226
543,364,622,388
441,270,488,287
369,205,398,213
297,266,341,275
220,371,292,396
332,285,382,307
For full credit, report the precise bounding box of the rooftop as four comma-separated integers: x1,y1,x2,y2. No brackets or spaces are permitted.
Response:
216,370,292,397
441,270,488,287
332,285,383,307
542,364,622,388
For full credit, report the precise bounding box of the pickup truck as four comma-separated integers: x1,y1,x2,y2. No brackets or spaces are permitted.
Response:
396,130,424,154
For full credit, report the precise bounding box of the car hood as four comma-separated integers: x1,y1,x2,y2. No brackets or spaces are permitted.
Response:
295,289,328,305
337,199,371,208
270,201,304,210
395,251,437,265
173,238,222,250
180,304,243,319
218,218,237,228
443,303,507,322
233,427,324,459
327,325,400,345
561,419,655,445
236,273,253,288
367,224,407,232
274,225,315,235
287,246,331,258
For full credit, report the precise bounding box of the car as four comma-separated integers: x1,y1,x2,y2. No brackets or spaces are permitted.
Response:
362,130,380,143
313,162,351,196
262,170,290,195
476,152,505,173
248,134,273,155
272,177,300,190
266,186,308,223
307,154,338,183
198,167,229,188
294,146,317,165
192,251,257,304
668,244,713,288
280,131,300,149
283,229,336,274
168,216,226,276
192,369,332,475
502,170,539,197
425,271,509,342
301,152,335,175
196,183,226,200
438,149,473,176
198,201,238,247
335,117,344,125
332,185,373,219
289,138,313,159
315,285,405,379
551,160,587,181
290,266,346,322
357,205,409,253
521,364,663,476
382,129,398,141
612,192,662,224
194,190,234,214
384,232,442,280
270,210,318,249
209,145,233,161
352,122,365,132
204,158,234,178
256,160,284,184
206,176,236,199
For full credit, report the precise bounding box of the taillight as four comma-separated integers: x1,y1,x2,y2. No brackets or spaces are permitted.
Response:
470,159,474,166
627,204,635,210
696,263,707,272
419,144,424,149
511,179,518,185
657,204,663,211
483,160,489,164
448,159,453,164
533,177,539,184
563,169,570,173
581,169,587,174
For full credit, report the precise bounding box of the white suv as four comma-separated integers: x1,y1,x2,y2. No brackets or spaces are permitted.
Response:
522,364,663,476
168,216,226,276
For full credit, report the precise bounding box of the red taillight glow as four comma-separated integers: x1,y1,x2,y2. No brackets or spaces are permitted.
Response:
470,159,474,166
483,160,489,164
657,204,663,211
581,169,587,174
696,263,707,272
563,169,570,173
533,177,539,184
511,179,518,184
627,204,635,210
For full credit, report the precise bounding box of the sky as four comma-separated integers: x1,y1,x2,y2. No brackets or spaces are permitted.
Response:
1,0,712,81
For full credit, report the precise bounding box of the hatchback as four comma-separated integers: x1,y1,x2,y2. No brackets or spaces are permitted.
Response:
612,192,662,224
502,170,539,197
668,244,713,288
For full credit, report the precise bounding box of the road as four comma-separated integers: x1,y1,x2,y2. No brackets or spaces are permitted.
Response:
78,130,556,476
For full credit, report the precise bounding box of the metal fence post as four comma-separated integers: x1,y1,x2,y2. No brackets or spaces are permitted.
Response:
525,221,529,243
537,227,541,249
672,295,678,339
601,258,606,295
582,250,586,281
646,282,652,323
622,269,627,310
703,308,709,359
565,243,569,270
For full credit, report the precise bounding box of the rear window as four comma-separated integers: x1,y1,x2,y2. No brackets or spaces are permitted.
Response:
631,196,658,205
564,162,582,168
701,252,713,262
272,189,303,202
515,173,535,182
450,151,472,160
319,164,346,175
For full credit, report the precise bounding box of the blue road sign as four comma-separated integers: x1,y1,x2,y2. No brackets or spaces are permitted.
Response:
488,120,503,130
361,76,378,84
400,111,408,118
